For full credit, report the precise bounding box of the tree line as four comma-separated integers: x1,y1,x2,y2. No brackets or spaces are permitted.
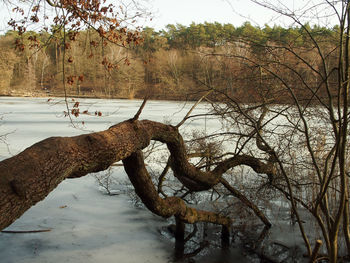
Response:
0,21,339,102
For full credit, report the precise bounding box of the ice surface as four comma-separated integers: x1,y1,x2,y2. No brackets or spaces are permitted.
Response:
0,97,212,157
0,97,205,263
0,97,308,263
0,175,172,263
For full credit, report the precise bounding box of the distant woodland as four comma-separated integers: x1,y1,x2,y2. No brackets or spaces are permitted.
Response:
0,22,340,102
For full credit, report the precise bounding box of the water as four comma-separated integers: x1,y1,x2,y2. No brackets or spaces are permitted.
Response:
0,97,212,157
0,97,243,263
0,97,309,263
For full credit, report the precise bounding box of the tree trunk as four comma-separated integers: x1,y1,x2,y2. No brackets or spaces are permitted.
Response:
0,118,274,232
0,119,150,230
0,119,240,231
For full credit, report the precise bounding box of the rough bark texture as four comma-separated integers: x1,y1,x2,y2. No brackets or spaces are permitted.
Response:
0,119,150,230
0,119,272,231
123,150,231,226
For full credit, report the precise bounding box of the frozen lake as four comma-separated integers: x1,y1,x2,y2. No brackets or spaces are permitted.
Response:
0,97,238,263
0,97,213,158
0,97,309,263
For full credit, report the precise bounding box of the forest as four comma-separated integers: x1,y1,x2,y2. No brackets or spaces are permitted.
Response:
0,21,340,102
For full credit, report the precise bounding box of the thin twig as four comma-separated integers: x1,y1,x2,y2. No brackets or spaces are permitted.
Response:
1,229,52,233
131,97,148,121
309,240,322,263
176,90,213,128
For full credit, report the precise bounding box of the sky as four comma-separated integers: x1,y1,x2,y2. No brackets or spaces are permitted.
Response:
140,0,340,30
146,0,285,30
0,0,340,33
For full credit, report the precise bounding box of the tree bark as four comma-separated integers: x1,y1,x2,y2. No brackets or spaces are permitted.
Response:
0,119,272,231
0,119,150,230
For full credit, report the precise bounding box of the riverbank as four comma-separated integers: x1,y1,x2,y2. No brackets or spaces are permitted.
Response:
0,86,197,101
0,90,131,100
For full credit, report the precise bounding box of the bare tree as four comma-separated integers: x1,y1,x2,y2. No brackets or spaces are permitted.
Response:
181,1,350,261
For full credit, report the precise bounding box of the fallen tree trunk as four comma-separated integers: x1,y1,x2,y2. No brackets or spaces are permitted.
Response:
0,119,150,230
0,118,272,231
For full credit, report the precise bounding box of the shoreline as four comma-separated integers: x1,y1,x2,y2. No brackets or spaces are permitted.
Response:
0,91,194,102
0,91,200,104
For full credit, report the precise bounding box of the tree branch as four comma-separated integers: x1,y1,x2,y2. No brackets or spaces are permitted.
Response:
0,119,274,231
